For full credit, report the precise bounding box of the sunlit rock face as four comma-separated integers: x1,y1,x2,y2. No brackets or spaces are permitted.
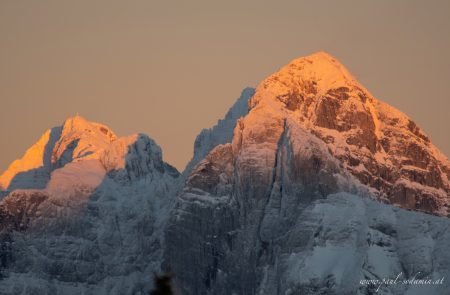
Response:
0,127,61,192
0,51,449,295
165,52,450,294
240,51,449,215
0,116,180,294
0,85,251,293
0,115,116,193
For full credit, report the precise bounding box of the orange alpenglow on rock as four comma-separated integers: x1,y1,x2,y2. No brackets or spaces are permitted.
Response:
0,52,449,295
237,51,449,215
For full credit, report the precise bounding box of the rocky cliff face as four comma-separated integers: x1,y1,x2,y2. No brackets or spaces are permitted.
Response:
241,51,448,215
0,116,180,294
184,87,255,175
0,52,449,295
0,116,118,193
164,52,450,294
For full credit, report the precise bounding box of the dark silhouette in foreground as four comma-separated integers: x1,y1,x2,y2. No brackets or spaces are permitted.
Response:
150,272,175,295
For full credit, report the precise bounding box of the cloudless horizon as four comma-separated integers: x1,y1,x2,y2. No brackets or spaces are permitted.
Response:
1,0,449,172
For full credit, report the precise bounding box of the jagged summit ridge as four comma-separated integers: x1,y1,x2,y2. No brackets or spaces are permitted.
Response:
0,115,178,193
242,51,449,214
250,51,359,109
165,52,450,294
0,115,116,191
184,87,255,175
0,52,449,294
0,115,181,294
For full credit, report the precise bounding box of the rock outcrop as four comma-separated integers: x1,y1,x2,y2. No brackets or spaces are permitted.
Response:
165,52,450,294
0,116,180,294
0,52,449,295
184,87,255,175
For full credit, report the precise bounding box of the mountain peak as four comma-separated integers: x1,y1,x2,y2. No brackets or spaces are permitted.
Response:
249,52,363,114
0,115,119,192
278,51,356,89
236,51,450,215
61,114,117,142
294,50,336,63
62,114,92,130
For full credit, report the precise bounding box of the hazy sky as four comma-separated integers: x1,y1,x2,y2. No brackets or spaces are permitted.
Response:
1,0,449,172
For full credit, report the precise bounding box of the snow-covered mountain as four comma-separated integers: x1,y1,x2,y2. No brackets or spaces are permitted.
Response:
0,116,180,294
184,87,255,175
0,51,449,295
164,52,450,294
0,116,118,193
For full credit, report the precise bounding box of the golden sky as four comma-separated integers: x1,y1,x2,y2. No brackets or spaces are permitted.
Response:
1,0,449,171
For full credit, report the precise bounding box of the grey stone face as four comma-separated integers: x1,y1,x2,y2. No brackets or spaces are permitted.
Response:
1,53,450,295
164,53,450,294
